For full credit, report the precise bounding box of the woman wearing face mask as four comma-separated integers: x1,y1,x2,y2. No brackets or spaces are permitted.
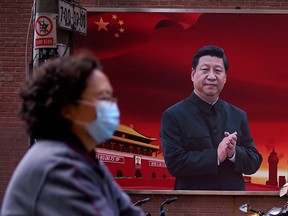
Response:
1,53,145,216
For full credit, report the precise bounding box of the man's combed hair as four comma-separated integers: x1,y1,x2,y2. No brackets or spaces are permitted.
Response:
19,53,102,140
192,45,229,71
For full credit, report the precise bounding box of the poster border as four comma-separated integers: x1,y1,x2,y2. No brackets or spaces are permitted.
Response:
79,7,288,194
86,7,288,14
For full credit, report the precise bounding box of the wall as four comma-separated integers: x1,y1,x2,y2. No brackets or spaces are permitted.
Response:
128,191,287,216
1,0,288,210
0,0,33,205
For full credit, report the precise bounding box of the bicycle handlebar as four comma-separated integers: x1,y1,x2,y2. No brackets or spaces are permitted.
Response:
133,197,151,206
160,197,178,211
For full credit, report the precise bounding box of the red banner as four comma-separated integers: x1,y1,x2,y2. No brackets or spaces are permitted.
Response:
74,12,288,190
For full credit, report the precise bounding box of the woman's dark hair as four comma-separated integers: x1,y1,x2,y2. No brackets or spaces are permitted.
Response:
192,45,229,72
19,53,102,140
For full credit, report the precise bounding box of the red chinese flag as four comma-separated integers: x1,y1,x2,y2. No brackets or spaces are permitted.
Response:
74,12,201,59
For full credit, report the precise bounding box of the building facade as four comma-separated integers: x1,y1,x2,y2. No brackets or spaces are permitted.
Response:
1,0,288,210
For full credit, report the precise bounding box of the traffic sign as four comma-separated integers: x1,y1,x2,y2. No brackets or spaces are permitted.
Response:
34,14,57,48
58,0,87,35
35,16,53,36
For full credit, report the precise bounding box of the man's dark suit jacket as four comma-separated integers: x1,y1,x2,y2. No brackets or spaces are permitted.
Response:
160,92,263,190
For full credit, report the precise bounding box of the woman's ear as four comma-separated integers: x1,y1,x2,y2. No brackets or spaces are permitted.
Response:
61,105,75,121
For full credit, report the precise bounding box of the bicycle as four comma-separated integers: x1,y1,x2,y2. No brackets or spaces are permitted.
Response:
133,196,178,216
239,182,288,216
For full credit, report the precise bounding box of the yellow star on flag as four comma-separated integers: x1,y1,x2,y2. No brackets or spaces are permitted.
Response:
119,27,125,33
118,20,124,26
95,17,110,31
114,33,120,38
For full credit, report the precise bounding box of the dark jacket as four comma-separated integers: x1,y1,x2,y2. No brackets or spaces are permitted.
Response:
1,139,145,216
160,92,263,190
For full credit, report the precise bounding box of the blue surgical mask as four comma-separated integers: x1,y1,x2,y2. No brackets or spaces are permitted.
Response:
85,100,120,144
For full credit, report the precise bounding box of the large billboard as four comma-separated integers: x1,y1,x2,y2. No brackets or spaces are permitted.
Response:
74,10,288,190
